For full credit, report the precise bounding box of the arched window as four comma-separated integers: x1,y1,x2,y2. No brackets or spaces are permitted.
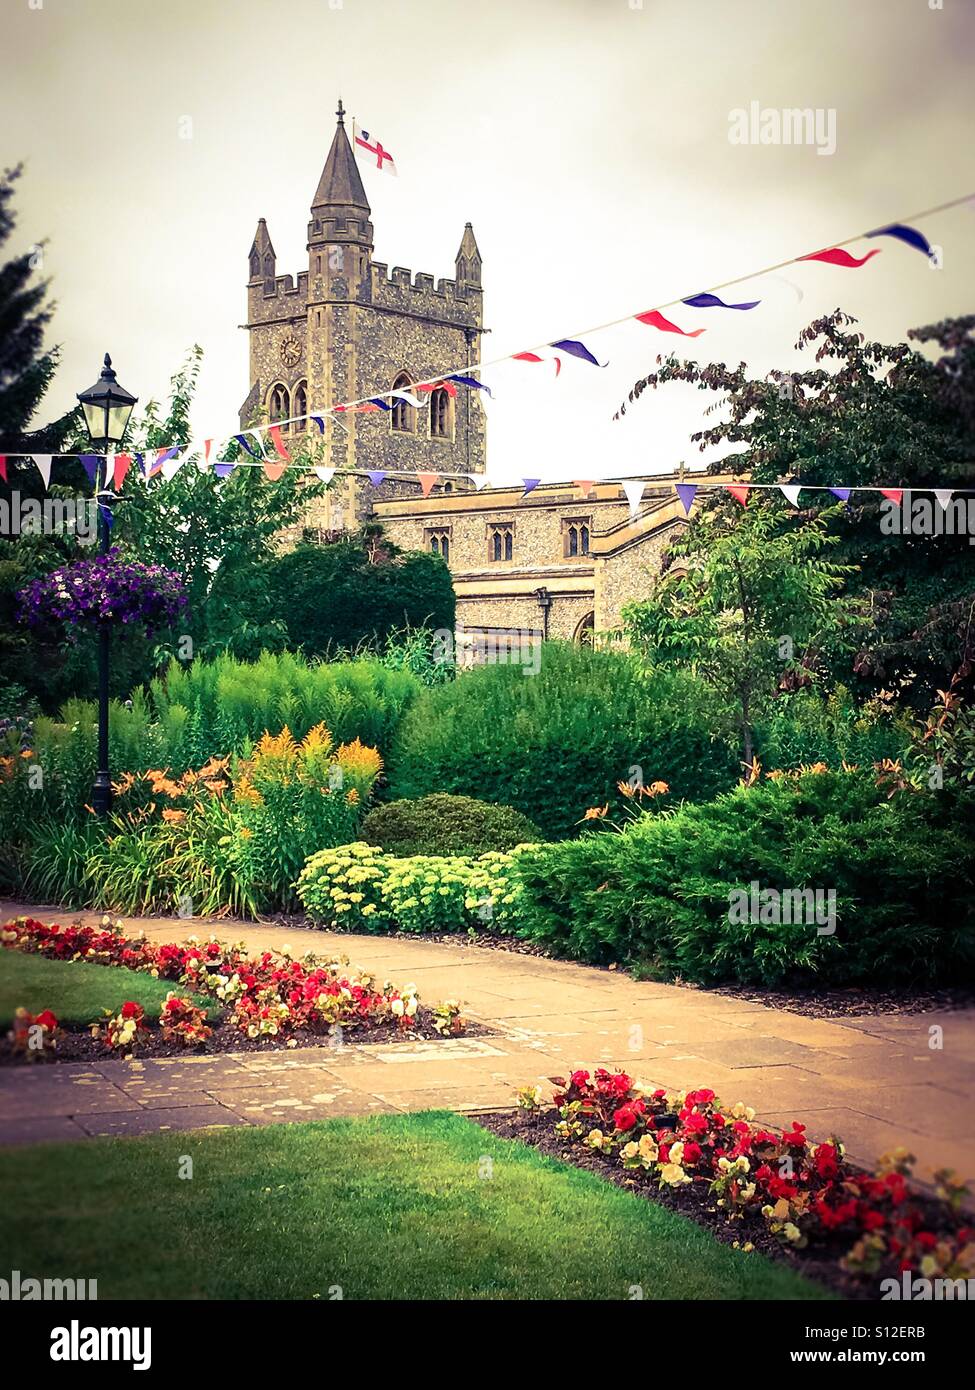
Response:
269,384,290,424
430,535,440,555
427,529,450,562
442,480,454,493
293,380,307,426
489,524,513,562
250,253,260,279
391,373,415,433
263,253,274,279
568,525,579,557
430,386,452,440
581,524,590,555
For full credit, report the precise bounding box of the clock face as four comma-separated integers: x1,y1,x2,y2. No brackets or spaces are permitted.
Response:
280,335,303,368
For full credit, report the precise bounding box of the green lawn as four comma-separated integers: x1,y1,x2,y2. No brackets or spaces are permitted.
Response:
0,950,221,1029
0,1112,833,1300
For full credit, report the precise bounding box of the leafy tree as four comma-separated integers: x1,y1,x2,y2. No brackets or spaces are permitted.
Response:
624,498,856,766
0,163,85,711
265,529,455,656
618,309,975,704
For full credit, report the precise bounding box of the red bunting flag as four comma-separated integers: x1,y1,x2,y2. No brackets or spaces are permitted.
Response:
113,453,132,490
635,309,705,338
574,480,596,496
797,247,880,269
417,472,439,498
268,426,291,461
880,489,904,504
416,380,458,397
726,484,751,506
0,455,6,483
263,460,287,482
513,352,562,376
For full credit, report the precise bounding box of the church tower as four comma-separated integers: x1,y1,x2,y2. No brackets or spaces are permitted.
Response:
241,101,486,530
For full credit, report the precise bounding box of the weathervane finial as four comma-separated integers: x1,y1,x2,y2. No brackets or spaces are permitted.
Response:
336,97,345,125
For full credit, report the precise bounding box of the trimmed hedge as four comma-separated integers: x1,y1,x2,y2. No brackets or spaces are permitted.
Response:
360,794,542,857
387,642,740,839
512,771,975,987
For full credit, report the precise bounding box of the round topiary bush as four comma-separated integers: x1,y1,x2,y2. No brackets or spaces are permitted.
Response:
359,793,542,857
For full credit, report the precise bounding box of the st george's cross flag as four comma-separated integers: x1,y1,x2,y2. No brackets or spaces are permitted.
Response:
352,119,397,176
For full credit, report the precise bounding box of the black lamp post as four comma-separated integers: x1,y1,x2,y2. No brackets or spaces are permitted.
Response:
77,354,137,816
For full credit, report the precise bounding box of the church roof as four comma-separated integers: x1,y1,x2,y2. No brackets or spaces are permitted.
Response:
312,100,370,213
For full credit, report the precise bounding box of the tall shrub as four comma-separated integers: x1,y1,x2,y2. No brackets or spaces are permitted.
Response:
388,642,740,839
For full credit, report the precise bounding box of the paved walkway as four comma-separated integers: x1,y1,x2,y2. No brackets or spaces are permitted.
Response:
1,902,973,1187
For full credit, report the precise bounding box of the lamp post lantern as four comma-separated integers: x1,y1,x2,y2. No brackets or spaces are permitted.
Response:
77,354,137,816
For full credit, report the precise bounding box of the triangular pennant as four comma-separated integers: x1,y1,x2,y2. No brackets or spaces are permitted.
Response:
113,453,132,490
366,398,393,411
829,488,851,503
262,460,287,482
522,478,541,494
0,455,7,484
268,425,291,460
79,454,102,487
445,374,494,398
681,293,760,311
234,433,264,459
512,351,561,376
366,471,387,488
549,338,606,367
149,447,179,477
214,462,235,479
387,390,425,409
635,309,705,338
573,480,596,496
98,503,114,531
468,473,490,491
314,467,335,485
726,484,751,506
797,247,881,269
32,454,53,489
934,489,954,510
675,483,698,516
310,415,326,433
417,472,439,498
779,485,802,506
416,380,458,397
622,480,646,518
866,223,933,259
880,489,903,505
161,451,185,482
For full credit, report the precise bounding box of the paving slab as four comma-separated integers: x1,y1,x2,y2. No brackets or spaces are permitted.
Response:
1,900,973,1181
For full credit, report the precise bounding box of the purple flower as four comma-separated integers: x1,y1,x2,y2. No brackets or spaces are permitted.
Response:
17,549,189,639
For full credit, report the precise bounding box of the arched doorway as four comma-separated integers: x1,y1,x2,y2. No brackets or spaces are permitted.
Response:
573,611,595,646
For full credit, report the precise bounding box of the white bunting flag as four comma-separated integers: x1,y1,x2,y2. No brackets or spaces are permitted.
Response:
779,485,802,506
622,479,646,518
389,390,425,410
314,467,336,485
161,451,186,482
31,454,53,489
934,489,954,510
467,473,490,491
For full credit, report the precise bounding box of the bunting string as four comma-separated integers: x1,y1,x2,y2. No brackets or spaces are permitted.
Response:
3,189,972,488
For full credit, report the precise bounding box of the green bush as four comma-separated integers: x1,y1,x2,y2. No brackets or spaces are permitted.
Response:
754,687,909,770
265,538,455,657
387,642,740,839
360,793,541,857
512,770,975,987
296,842,521,935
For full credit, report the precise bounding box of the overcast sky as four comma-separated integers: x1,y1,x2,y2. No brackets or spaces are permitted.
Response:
3,0,974,481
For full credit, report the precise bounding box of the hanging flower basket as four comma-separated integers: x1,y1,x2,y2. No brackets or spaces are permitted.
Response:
17,549,188,638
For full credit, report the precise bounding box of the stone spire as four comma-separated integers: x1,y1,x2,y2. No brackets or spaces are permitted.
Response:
455,222,482,287
312,98,371,214
248,217,275,283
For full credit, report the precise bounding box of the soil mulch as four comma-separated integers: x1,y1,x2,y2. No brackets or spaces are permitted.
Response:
0,1012,491,1067
475,1109,903,1302
703,982,975,1019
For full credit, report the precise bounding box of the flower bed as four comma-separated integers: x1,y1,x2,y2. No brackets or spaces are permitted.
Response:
1,916,470,1062
490,1069,973,1297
